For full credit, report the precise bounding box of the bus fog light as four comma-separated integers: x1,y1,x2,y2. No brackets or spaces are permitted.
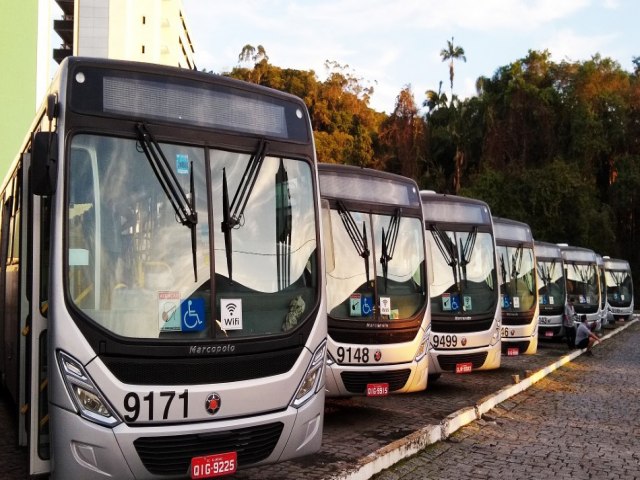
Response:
57,351,121,427
292,341,326,408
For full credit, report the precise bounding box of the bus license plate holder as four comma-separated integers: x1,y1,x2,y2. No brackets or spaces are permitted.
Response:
191,451,237,478
455,362,473,374
507,347,519,356
366,383,389,396
544,331,554,337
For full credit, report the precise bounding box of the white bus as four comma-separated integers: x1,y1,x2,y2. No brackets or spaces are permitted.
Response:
318,164,430,396
493,217,538,355
420,192,501,375
559,244,601,331
603,257,634,322
0,57,327,478
534,241,567,340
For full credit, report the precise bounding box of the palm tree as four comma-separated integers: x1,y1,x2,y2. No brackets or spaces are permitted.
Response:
424,80,448,114
440,37,467,99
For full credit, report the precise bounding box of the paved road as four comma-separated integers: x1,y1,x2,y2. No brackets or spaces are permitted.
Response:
0,321,630,479
374,320,640,480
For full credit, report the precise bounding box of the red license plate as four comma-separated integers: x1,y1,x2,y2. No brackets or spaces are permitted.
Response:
455,362,473,374
544,331,553,337
366,383,389,396
507,347,519,356
191,451,237,479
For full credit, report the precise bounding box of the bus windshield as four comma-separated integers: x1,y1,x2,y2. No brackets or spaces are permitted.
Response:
565,262,598,308
66,133,318,339
536,258,565,312
497,245,536,313
427,229,497,316
326,210,426,321
605,269,633,307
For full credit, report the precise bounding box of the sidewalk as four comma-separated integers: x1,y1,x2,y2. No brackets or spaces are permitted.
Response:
330,317,638,480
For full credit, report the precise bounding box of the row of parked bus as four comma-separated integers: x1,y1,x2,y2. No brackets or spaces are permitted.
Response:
0,57,634,478
318,163,635,398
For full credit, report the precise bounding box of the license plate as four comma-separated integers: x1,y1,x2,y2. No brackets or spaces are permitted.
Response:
366,383,389,396
507,347,519,356
191,452,237,479
455,362,473,374
544,331,553,337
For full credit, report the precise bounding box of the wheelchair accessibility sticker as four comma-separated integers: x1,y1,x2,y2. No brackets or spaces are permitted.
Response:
350,293,373,317
159,291,206,332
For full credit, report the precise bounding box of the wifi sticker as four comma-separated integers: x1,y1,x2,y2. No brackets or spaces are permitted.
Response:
220,299,243,330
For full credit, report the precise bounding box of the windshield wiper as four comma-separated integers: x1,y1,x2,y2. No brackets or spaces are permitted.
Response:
136,123,198,281
220,139,268,282
500,252,508,286
336,200,371,285
510,244,524,295
380,208,401,291
459,226,478,285
431,225,459,287
275,158,292,290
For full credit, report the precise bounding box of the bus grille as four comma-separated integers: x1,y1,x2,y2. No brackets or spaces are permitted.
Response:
341,369,411,393
502,314,534,326
102,348,301,385
432,317,493,333
133,422,284,475
329,328,418,345
436,352,488,372
501,341,530,354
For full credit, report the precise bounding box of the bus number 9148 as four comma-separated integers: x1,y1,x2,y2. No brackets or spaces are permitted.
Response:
337,346,370,364
431,334,458,349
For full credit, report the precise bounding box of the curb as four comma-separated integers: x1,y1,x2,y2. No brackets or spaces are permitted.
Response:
329,317,638,480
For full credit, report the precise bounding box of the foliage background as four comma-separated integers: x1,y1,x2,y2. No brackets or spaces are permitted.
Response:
223,45,640,305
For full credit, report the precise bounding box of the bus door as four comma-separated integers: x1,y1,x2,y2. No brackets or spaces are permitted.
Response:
27,156,51,475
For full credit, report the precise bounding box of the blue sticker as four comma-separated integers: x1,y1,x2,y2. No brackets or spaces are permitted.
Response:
450,294,460,311
181,297,205,331
502,294,510,309
361,295,374,317
176,154,189,175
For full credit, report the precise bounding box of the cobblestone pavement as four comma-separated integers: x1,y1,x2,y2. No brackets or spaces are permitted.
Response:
374,320,640,480
0,321,630,479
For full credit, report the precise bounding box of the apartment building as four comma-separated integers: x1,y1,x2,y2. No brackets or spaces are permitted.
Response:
0,0,196,175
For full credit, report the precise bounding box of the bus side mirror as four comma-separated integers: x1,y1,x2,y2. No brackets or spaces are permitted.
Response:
31,131,58,196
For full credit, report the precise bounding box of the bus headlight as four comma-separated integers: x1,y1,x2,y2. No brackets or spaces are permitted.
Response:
490,330,500,346
57,351,121,427
292,340,326,408
414,328,430,362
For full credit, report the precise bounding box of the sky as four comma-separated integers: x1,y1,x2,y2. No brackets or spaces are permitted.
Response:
182,0,638,113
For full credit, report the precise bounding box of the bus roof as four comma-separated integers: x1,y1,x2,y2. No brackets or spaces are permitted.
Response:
63,56,312,142
318,163,421,209
493,217,534,245
534,241,563,260
603,257,631,271
559,245,597,263
420,191,492,225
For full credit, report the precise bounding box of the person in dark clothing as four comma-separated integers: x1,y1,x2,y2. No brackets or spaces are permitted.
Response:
563,297,577,348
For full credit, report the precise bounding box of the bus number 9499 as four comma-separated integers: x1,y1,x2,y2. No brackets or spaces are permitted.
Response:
431,334,458,348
